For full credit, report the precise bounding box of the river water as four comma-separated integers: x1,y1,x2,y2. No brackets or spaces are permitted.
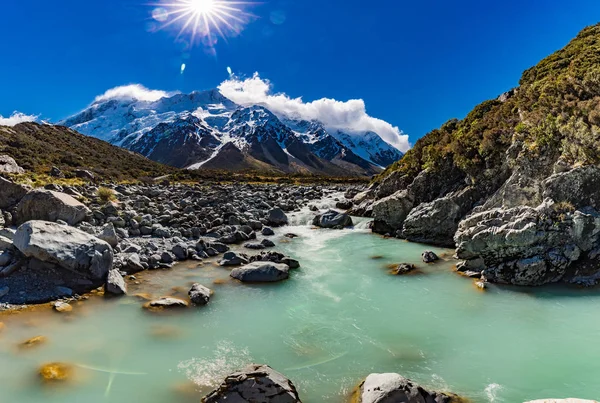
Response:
1,195,599,402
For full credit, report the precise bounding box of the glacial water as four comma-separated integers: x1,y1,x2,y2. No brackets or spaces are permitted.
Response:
1,196,600,403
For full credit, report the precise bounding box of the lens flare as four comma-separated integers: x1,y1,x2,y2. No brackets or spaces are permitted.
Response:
149,0,256,47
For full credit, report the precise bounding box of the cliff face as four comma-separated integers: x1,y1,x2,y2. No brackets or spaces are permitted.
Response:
353,23,600,286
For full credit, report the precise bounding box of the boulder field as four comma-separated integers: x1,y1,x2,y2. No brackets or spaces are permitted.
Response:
0,178,346,305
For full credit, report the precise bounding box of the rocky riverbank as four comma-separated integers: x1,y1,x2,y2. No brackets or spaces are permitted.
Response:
0,175,355,306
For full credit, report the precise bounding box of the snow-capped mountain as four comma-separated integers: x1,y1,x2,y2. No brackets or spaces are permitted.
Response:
61,89,403,176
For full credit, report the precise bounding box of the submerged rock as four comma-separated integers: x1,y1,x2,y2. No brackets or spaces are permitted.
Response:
39,362,73,383
16,189,90,225
52,301,73,313
14,221,113,281
202,364,302,403
312,210,353,229
392,263,416,275
20,335,47,349
352,372,463,403
230,262,289,283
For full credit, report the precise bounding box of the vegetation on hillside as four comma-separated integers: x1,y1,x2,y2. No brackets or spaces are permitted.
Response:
377,23,600,184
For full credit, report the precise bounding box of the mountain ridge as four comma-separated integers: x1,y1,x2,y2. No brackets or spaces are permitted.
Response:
61,87,404,177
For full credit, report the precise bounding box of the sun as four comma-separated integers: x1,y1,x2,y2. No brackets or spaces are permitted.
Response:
149,0,256,47
189,0,217,15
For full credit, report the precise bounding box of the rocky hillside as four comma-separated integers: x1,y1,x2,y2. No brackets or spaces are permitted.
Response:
0,122,177,181
60,89,403,177
352,23,600,286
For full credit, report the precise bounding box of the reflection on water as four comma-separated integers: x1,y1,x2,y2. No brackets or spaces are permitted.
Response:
1,195,600,402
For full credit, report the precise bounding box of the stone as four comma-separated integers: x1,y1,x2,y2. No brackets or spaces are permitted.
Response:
14,221,113,281
16,189,90,225
267,208,289,226
98,223,119,247
0,286,9,298
219,251,249,266
422,251,439,263
105,270,127,295
371,189,415,233
262,227,275,236
172,243,189,260
188,283,211,305
0,155,24,174
335,200,353,210
202,364,302,403
392,263,415,275
121,253,145,274
525,400,598,403
312,210,353,228
144,297,189,310
50,166,64,178
39,362,73,382
0,177,29,209
52,301,73,313
353,372,460,403
20,335,47,349
74,169,95,180
230,262,289,283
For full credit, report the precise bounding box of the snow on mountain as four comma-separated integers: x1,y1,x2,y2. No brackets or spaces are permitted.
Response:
60,87,404,175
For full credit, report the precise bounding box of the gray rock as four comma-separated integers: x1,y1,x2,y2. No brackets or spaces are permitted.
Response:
105,270,127,295
13,220,113,281
312,210,353,228
74,169,95,180
16,189,90,225
98,223,119,247
371,189,414,233
267,208,288,227
144,297,188,309
354,372,459,403
203,364,302,403
393,263,416,275
50,166,64,178
230,262,290,282
0,155,24,174
0,177,29,209
172,243,189,260
219,251,249,266
121,253,145,274
422,251,439,263
188,283,211,305
262,227,275,236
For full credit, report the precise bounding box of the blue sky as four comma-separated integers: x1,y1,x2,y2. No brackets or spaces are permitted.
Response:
1,0,599,147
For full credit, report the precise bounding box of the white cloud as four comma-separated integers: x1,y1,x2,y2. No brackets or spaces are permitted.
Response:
94,84,173,103
0,112,38,126
218,73,410,152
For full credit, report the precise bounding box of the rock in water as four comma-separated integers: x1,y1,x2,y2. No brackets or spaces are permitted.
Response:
52,301,73,313
188,283,211,305
353,373,462,403
422,251,439,263
16,189,90,225
525,400,599,403
13,221,113,281
39,362,73,383
105,270,127,295
230,262,289,282
202,364,302,403
267,208,289,227
144,297,189,310
312,210,353,228
0,155,24,174
0,177,29,209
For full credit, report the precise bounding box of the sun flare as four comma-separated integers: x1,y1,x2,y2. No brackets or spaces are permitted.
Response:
150,0,256,47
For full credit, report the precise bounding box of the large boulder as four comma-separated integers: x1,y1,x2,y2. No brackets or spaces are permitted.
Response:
543,165,600,209
266,208,289,227
312,210,353,228
0,177,29,209
202,364,301,403
0,155,24,174
371,189,414,233
455,201,600,286
16,189,90,225
352,373,462,403
402,187,480,246
230,262,289,282
13,221,113,280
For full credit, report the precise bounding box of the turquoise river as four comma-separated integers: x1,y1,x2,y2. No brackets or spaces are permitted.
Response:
1,195,599,402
